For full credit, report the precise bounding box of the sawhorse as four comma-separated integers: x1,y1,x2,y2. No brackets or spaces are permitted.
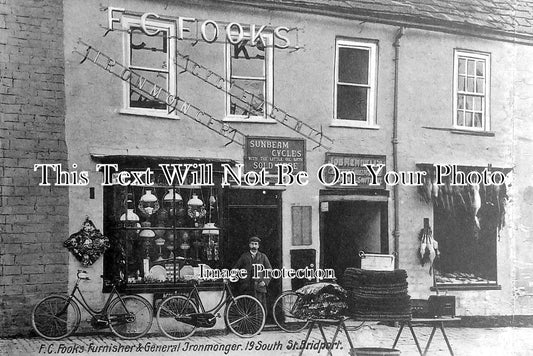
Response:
299,317,354,356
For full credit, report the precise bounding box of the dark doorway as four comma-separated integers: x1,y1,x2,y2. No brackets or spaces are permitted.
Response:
320,200,388,283
223,189,282,324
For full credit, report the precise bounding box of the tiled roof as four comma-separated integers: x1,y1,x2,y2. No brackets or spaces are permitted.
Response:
220,0,533,41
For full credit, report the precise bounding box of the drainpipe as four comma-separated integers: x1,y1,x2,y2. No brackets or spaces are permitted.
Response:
392,27,404,269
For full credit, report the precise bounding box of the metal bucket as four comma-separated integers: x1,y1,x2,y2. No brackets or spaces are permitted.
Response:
350,347,401,356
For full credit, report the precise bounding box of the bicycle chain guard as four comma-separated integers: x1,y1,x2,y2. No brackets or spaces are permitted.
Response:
90,315,109,329
176,313,216,328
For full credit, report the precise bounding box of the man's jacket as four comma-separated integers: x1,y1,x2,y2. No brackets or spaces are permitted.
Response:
234,251,272,293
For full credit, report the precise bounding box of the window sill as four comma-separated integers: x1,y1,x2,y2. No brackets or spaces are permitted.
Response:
119,108,180,120
422,126,495,137
223,116,277,124
330,121,380,130
431,284,501,291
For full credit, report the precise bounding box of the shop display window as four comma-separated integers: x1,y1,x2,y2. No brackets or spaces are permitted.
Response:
333,38,377,127
225,31,273,121
453,49,491,131
432,169,506,288
122,16,177,117
102,161,225,290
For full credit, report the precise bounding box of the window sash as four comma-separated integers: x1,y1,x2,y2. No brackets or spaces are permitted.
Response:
334,40,377,126
225,33,273,120
453,50,490,131
122,16,176,116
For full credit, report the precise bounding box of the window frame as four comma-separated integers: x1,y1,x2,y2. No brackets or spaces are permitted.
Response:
333,38,378,128
452,49,491,131
121,15,177,119
224,32,275,123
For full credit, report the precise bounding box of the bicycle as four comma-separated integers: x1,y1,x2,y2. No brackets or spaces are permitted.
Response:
31,270,153,340
273,290,365,333
156,278,265,339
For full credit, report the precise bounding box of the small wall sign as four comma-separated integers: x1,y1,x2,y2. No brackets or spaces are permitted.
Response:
244,136,306,175
324,153,386,188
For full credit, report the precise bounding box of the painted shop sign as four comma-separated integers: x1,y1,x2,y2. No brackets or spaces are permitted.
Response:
107,7,295,49
244,137,306,175
324,153,386,188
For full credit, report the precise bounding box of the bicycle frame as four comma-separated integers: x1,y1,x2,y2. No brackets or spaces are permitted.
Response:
182,281,236,316
65,278,126,319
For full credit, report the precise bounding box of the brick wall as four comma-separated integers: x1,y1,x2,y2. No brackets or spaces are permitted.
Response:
0,0,68,336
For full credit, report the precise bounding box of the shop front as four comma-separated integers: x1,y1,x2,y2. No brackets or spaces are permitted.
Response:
45,0,533,340
318,153,390,280
95,156,283,326
414,164,510,290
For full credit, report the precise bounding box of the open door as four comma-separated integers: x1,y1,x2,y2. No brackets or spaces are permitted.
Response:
320,200,388,283
224,189,282,324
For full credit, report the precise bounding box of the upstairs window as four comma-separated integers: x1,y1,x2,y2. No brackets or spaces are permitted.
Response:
122,16,176,117
334,39,378,127
453,50,491,131
225,32,274,122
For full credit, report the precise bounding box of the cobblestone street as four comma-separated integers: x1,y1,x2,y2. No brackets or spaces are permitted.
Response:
2,321,533,356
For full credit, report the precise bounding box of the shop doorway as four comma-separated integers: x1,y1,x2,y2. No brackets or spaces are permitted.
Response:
320,200,388,283
223,189,282,324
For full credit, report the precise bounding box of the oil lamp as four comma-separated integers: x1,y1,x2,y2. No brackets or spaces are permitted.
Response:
202,222,219,261
165,231,176,259
138,190,159,218
120,197,140,232
155,237,165,261
163,188,183,218
187,193,206,225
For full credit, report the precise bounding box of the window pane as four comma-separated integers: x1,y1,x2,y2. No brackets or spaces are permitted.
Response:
466,96,473,110
130,70,167,109
467,77,475,92
130,28,168,70
476,78,484,94
476,61,484,76
473,97,482,111
474,113,483,128
465,112,473,126
231,41,265,78
458,95,465,109
338,47,369,85
458,75,466,91
467,60,475,75
457,111,465,126
458,58,466,75
336,85,368,121
229,79,265,116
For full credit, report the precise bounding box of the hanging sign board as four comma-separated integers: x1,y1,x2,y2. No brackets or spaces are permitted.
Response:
324,153,386,188
244,137,306,175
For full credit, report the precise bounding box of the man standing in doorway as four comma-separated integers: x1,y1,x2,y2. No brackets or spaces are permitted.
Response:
233,236,272,313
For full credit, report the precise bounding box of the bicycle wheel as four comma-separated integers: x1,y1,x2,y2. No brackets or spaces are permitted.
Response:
225,295,265,337
32,295,80,340
107,295,153,339
157,296,197,340
273,291,309,332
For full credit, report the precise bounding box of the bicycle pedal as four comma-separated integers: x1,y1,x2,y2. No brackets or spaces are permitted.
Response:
216,313,221,318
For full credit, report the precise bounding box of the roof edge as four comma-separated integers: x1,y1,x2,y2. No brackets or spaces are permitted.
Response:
209,0,533,46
